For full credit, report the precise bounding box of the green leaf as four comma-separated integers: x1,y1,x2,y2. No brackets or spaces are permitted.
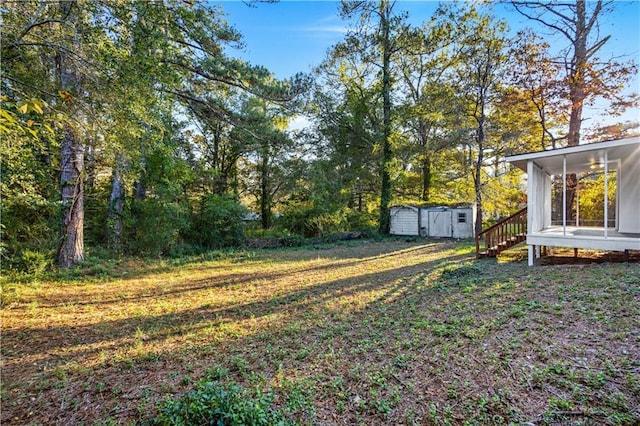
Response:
43,124,55,135
0,109,17,123
30,100,44,115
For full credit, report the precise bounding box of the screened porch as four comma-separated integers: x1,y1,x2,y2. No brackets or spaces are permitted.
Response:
506,136,640,265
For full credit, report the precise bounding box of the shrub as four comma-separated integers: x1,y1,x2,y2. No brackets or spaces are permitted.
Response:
277,201,346,238
17,249,52,275
278,233,306,247
345,210,376,231
190,195,247,249
128,199,190,257
0,195,57,272
153,381,290,426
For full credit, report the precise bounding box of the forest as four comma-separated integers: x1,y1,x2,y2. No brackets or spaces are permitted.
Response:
2,0,638,271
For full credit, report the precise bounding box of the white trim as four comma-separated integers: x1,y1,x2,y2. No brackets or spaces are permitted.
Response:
528,234,640,251
506,136,639,165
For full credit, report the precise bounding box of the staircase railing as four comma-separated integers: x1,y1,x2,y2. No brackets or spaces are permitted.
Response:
476,208,527,258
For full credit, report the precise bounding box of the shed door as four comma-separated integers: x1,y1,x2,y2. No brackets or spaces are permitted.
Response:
452,210,472,239
428,210,452,237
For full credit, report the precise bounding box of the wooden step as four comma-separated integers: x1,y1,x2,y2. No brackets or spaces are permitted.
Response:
475,207,528,259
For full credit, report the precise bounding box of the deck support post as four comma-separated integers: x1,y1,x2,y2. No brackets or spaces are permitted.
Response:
562,155,567,236
574,247,578,258
604,150,608,239
576,190,579,226
528,245,534,266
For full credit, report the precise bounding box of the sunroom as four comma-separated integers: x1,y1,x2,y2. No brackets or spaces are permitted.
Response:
506,136,640,266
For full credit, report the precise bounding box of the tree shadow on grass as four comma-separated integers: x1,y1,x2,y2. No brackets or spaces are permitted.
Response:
2,240,476,425
2,252,470,362
31,242,454,308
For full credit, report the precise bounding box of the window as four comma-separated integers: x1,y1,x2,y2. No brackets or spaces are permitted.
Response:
457,212,466,223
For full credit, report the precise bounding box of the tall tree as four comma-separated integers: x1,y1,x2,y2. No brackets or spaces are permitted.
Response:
338,0,407,234
510,0,638,146
511,0,637,222
454,8,509,235
2,0,95,267
396,6,461,202
1,0,308,267
508,30,567,150
309,68,381,217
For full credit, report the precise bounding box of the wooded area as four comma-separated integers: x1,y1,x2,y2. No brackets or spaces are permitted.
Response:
1,0,637,270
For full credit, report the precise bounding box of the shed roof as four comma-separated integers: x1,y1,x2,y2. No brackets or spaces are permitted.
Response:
390,203,474,210
506,136,640,175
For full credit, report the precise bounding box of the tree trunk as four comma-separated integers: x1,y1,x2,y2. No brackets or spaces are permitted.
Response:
134,144,147,200
567,0,587,147
474,128,484,237
85,141,96,189
56,9,84,268
421,155,431,202
260,150,271,229
377,0,393,234
107,154,126,251
214,174,228,195
563,1,588,222
58,123,84,267
565,172,578,222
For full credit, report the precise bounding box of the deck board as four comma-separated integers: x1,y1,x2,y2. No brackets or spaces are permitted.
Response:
527,226,640,251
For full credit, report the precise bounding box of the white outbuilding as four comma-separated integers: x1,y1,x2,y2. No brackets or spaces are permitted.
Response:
390,205,476,239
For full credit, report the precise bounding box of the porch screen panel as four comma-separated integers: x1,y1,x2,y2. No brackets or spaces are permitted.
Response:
527,161,549,233
619,146,640,233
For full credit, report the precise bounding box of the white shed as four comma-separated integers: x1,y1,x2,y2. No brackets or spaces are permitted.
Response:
390,205,476,239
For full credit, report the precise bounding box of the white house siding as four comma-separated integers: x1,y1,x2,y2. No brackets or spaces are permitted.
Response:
507,137,640,266
618,145,640,233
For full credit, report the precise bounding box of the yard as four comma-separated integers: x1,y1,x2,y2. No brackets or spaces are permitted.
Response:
1,239,639,425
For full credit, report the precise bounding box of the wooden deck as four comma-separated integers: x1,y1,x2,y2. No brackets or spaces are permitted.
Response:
528,226,640,251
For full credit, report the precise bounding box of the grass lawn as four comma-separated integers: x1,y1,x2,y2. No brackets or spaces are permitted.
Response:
1,239,639,425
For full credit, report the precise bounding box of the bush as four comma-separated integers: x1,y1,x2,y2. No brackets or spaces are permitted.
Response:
190,195,247,249
17,249,52,275
277,201,346,238
153,381,290,426
129,199,190,257
278,233,306,247
0,195,57,272
345,210,377,231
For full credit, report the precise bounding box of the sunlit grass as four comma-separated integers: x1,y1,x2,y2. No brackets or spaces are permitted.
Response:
2,239,639,425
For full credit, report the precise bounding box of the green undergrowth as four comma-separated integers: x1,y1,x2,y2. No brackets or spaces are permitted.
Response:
150,368,314,426
152,381,290,426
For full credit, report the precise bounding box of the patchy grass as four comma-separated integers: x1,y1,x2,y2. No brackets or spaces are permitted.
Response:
1,239,639,425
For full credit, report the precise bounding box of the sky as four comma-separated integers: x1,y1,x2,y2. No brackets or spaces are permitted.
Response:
215,0,640,128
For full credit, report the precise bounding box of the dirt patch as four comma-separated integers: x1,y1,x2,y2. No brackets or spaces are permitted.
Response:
540,248,640,265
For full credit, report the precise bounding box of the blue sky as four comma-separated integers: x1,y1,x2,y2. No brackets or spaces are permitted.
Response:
216,0,640,127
